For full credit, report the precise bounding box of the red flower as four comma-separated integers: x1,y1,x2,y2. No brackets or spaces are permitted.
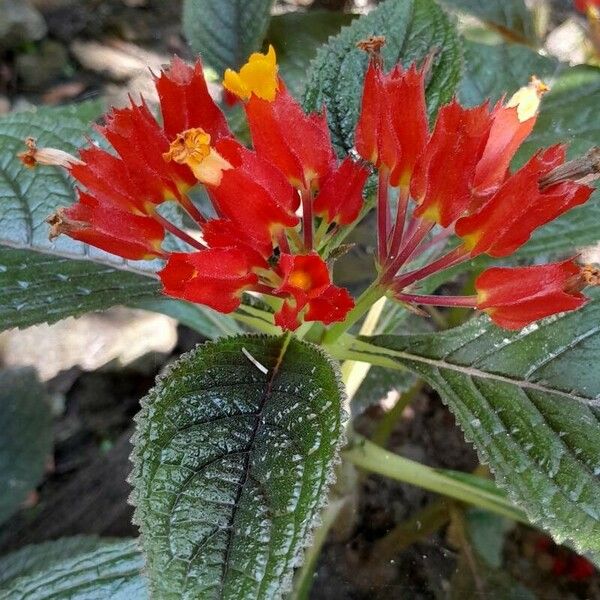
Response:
475,260,587,330
575,0,600,15
456,145,593,257
473,77,548,201
159,248,261,313
224,46,334,190
273,253,354,330
209,139,300,249
356,60,428,188
154,57,231,142
245,84,334,190
411,100,494,227
47,191,165,260
313,157,369,225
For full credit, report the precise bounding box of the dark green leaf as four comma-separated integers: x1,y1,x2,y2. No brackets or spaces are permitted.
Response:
464,509,512,568
441,0,537,45
0,539,147,599
131,334,344,598
350,288,600,559
459,40,558,107
267,11,355,99
303,0,462,155
0,369,52,525
182,0,274,74
0,248,159,331
0,536,110,585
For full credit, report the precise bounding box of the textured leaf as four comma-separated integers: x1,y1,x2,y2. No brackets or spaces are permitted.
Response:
441,0,537,44
0,539,147,599
131,334,345,598
182,0,274,74
267,11,355,99
303,0,462,155
348,288,600,558
0,369,52,525
0,248,159,331
459,40,559,107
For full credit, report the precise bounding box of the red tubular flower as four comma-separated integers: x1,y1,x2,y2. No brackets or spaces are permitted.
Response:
456,145,593,258
245,84,335,190
154,57,230,142
273,253,354,330
575,0,600,15
313,157,369,225
475,260,587,330
473,77,548,201
223,46,334,190
159,248,261,312
411,100,494,227
209,139,300,249
47,191,165,260
356,60,429,188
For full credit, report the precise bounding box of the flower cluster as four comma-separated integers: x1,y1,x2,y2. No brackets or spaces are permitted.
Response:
22,40,599,332
32,50,365,331
354,37,599,330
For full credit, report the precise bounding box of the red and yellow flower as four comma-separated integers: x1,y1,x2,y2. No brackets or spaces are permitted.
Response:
25,36,600,333
31,49,366,331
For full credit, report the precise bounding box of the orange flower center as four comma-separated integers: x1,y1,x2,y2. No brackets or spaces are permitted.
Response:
288,270,313,292
222,45,278,102
163,128,232,186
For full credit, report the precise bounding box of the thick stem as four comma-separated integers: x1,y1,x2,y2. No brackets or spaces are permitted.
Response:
301,188,314,251
392,246,470,291
395,293,477,308
153,212,206,251
387,185,410,260
377,169,391,263
345,434,527,523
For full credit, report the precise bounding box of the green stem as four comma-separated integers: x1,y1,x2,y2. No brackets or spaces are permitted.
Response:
345,434,527,523
322,282,385,347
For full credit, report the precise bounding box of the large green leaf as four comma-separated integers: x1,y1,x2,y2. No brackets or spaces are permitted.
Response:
338,289,600,558
441,0,537,44
267,11,355,99
0,539,147,599
0,369,52,525
459,40,558,107
182,0,274,74
303,0,462,155
131,334,344,598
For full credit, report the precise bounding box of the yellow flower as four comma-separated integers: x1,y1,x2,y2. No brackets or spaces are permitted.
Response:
223,45,278,102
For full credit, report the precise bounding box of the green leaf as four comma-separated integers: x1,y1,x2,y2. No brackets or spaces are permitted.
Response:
131,334,345,598
182,0,274,74
267,11,355,99
459,40,558,107
343,288,600,559
441,0,537,45
0,539,148,599
0,368,52,525
303,0,462,155
0,536,112,585
0,248,159,331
